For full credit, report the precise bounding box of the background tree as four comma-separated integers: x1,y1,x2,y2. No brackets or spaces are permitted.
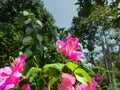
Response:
0,0,58,67
0,0,61,89
72,0,120,89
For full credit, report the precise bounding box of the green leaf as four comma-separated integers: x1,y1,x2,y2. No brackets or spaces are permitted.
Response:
48,78,58,90
75,74,87,84
29,73,38,83
43,63,65,73
24,49,33,58
23,10,29,16
36,34,43,43
26,67,41,78
25,27,33,35
74,68,92,86
23,36,33,45
24,18,31,24
36,20,42,27
66,62,78,72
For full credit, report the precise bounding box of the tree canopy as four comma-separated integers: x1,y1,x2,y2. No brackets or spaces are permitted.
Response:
0,0,120,89
72,0,120,89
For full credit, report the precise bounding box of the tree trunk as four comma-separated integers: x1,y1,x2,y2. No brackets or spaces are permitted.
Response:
102,46,114,85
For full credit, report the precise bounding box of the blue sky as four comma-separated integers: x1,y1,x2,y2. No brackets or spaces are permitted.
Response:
42,0,78,28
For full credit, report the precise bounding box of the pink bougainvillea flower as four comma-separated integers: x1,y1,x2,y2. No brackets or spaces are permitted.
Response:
88,78,96,90
13,54,26,73
75,83,89,90
58,73,75,90
0,54,26,90
56,33,83,61
94,74,104,84
43,86,47,90
22,84,31,90
76,78,96,90
57,40,65,53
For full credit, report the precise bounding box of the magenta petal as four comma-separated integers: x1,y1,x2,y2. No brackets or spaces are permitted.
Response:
94,74,104,84
68,51,83,61
66,33,71,40
14,54,26,73
91,78,97,90
58,83,74,90
43,86,47,90
0,55,26,90
22,84,31,90
56,40,65,52
76,78,96,90
56,33,83,61
58,73,75,90
61,73,75,84
4,84,15,90
87,78,96,90
0,67,12,87
77,83,89,90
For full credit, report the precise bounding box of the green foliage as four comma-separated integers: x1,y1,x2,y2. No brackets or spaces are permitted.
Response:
66,62,92,86
23,61,93,89
42,63,65,73
72,0,120,89
74,68,92,86
66,62,78,72
2,0,119,89
0,0,58,68
48,77,58,90
0,22,22,67
26,67,41,78
0,1,63,89
75,74,87,84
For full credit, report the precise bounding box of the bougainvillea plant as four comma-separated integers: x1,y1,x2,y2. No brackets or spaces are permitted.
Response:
0,54,27,90
56,33,83,61
0,33,98,90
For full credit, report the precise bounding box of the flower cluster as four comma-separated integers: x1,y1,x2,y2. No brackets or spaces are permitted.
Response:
22,84,31,90
0,33,98,90
75,78,96,90
57,33,83,61
94,74,104,84
58,73,75,90
0,54,31,90
56,33,97,90
58,73,96,90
